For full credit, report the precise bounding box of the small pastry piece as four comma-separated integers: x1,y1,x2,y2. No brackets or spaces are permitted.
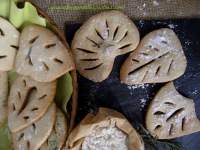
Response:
120,28,187,85
0,72,8,126
15,25,75,82
39,108,67,150
8,75,56,133
66,108,144,150
146,82,200,139
0,17,19,71
72,10,139,82
12,103,56,150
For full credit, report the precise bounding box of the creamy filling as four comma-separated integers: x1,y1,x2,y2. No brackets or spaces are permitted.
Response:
81,124,128,150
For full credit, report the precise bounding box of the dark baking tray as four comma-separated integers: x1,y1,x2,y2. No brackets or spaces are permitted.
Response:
65,19,200,150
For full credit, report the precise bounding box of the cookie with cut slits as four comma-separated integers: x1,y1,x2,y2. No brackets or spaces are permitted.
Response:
39,108,67,150
12,103,56,150
0,17,19,71
15,25,74,82
8,75,56,133
120,28,187,85
146,82,200,139
72,11,139,82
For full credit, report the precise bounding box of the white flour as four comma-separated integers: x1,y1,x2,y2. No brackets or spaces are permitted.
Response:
153,0,159,6
140,98,147,110
81,125,128,150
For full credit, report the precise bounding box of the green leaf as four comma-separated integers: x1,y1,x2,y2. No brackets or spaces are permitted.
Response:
0,0,10,18
0,122,12,150
8,70,18,86
55,73,73,114
9,0,46,28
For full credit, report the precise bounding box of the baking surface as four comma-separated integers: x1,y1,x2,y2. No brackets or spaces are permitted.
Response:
65,19,200,150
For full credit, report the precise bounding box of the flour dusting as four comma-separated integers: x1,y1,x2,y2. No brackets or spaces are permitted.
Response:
127,84,149,91
192,89,199,95
168,24,178,29
153,0,159,6
138,20,145,28
82,124,128,150
137,3,147,16
140,98,147,111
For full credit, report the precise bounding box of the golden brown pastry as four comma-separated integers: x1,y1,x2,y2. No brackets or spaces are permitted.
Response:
15,25,74,82
65,108,144,150
72,11,139,82
0,17,19,71
8,75,56,133
146,82,200,139
12,103,56,150
120,28,187,85
39,108,68,150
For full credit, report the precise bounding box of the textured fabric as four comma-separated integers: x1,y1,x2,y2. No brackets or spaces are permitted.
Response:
32,0,200,29
33,0,200,28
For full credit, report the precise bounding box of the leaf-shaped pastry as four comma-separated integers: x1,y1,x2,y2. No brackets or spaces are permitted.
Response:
0,72,8,127
8,75,56,133
15,25,75,82
145,82,200,139
120,28,187,85
39,108,67,150
72,10,139,82
0,17,19,71
12,103,56,150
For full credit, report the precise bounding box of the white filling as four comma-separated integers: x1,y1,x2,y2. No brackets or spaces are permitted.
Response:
81,124,128,150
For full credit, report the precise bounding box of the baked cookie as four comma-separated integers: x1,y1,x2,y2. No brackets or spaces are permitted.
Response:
146,82,200,139
0,17,19,71
39,108,67,150
15,25,74,82
12,103,56,150
120,28,187,85
0,72,8,126
72,10,139,82
8,75,56,133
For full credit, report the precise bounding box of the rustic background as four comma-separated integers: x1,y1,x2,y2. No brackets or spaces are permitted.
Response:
32,0,200,30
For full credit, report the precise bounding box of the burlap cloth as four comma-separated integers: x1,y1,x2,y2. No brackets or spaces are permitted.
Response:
32,0,200,30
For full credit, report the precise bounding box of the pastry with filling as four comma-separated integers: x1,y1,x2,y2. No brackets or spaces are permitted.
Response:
66,108,144,150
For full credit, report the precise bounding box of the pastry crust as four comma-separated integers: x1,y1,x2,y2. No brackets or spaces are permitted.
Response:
8,75,56,133
15,25,75,82
0,17,19,71
145,82,200,139
12,103,56,150
72,10,139,82
65,108,144,150
120,28,187,85
39,108,67,150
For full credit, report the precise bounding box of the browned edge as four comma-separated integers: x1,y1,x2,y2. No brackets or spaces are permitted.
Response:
23,0,78,133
